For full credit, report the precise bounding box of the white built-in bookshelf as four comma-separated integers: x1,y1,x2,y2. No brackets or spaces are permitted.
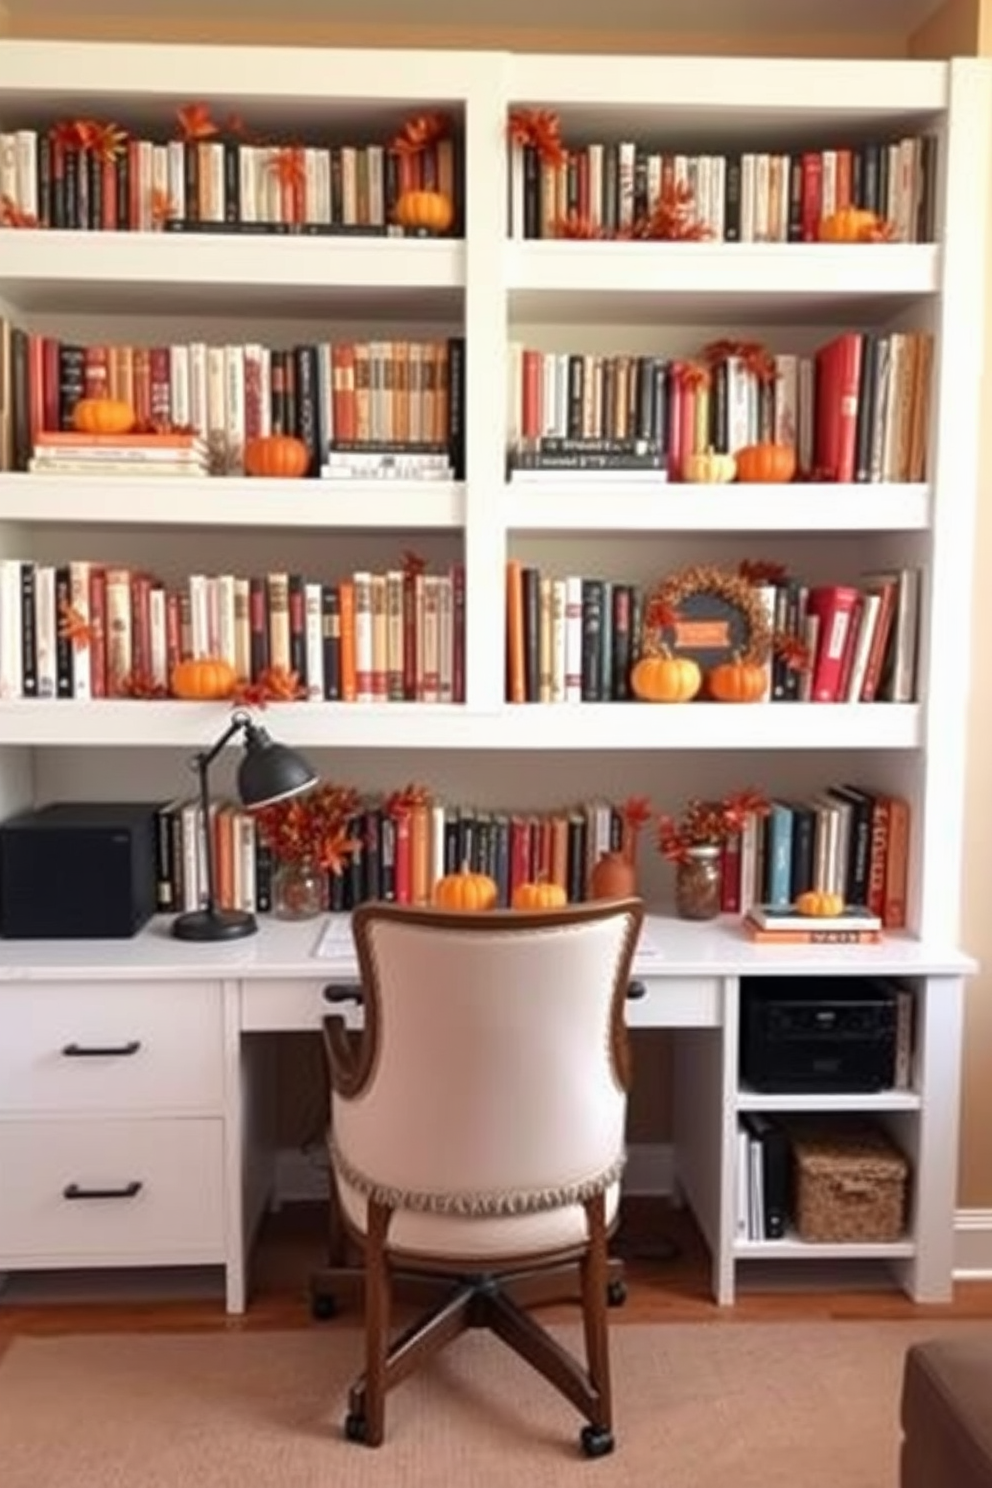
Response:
0,43,987,1308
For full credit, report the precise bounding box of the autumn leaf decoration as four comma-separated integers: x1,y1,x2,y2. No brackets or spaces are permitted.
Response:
267,147,306,194
673,360,711,394
51,119,128,162
254,782,362,875
177,102,219,141
150,189,179,229
703,339,778,385
738,559,788,586
553,212,609,240
773,633,811,674
57,601,95,653
644,596,682,655
0,195,37,228
508,108,567,169
231,666,307,708
391,111,451,156
636,181,712,242
385,782,432,818
402,548,427,578
120,671,168,700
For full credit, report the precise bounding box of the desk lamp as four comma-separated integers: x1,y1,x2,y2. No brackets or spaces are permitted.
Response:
172,708,318,943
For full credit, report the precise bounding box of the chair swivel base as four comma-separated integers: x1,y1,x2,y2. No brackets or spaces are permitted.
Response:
336,1267,615,1457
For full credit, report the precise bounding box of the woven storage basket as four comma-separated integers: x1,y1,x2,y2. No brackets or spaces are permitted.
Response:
791,1123,908,1244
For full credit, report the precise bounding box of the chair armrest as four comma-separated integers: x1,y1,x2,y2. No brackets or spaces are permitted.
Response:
321,983,371,1098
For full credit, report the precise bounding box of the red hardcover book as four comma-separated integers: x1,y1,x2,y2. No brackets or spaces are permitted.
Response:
393,813,412,905
721,834,742,913
814,332,863,482
800,153,822,241
805,585,860,701
87,566,107,699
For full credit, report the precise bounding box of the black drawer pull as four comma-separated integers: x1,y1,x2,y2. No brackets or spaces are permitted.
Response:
323,983,363,1006
626,980,647,1001
62,1040,141,1058
63,1181,143,1201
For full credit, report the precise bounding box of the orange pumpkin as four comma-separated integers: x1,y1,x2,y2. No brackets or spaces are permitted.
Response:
170,657,238,701
395,189,454,235
73,398,135,435
795,890,845,918
511,877,568,911
818,207,885,243
433,862,498,911
707,657,766,703
631,653,702,703
244,434,310,479
734,442,797,485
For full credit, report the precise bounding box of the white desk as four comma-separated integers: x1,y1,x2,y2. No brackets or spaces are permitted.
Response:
0,914,973,1312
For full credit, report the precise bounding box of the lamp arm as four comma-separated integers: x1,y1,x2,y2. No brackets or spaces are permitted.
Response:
186,710,253,918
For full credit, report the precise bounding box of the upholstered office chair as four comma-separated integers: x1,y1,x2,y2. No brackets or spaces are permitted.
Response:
313,897,644,1456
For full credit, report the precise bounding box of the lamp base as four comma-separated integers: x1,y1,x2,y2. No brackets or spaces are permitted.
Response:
171,907,258,942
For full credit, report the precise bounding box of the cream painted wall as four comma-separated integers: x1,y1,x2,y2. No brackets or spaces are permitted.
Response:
4,6,992,1208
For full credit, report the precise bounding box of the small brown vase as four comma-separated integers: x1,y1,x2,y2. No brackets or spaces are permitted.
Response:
588,850,637,900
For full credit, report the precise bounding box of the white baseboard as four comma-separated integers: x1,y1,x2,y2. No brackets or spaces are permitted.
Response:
953,1209,992,1278
273,1142,992,1279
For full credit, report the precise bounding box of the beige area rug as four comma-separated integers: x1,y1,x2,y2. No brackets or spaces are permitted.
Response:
0,1319,983,1488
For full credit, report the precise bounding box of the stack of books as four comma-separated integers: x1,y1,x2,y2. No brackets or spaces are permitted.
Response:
743,904,884,944
29,430,210,478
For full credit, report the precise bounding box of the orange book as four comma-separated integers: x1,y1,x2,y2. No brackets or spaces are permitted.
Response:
506,561,525,703
338,581,357,703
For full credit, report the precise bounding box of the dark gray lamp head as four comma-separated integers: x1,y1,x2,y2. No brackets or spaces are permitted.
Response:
236,720,318,809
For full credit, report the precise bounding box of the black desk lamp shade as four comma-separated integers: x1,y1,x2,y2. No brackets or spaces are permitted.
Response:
172,709,318,942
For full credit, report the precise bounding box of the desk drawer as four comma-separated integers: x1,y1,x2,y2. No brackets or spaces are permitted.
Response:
242,977,362,1032
0,982,225,1113
625,976,722,1028
0,1117,225,1263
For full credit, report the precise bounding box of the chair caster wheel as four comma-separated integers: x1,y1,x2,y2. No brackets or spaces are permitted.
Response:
580,1425,615,1458
310,1293,337,1321
344,1411,368,1443
606,1278,627,1307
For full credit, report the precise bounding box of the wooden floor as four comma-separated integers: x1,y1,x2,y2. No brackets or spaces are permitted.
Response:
1,1198,991,1362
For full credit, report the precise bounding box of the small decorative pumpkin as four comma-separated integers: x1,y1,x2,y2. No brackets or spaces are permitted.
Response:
395,188,454,236
170,657,238,701
707,656,767,703
631,653,702,704
683,447,737,485
818,207,885,243
511,876,568,911
73,398,135,435
795,890,845,918
734,442,797,485
244,434,310,479
588,850,637,901
433,861,498,911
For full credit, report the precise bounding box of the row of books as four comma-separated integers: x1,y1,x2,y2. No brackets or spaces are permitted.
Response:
725,785,910,931
508,134,937,243
504,565,919,706
157,794,632,916
0,324,466,479
0,560,466,705
508,332,933,485
0,129,461,234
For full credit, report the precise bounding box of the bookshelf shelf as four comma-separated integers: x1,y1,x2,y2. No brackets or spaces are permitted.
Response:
0,699,922,751
506,243,939,327
736,1088,922,1113
503,483,931,534
0,475,466,532
734,1234,916,1261
0,232,465,318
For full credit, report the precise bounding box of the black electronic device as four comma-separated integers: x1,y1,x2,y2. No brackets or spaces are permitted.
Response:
740,976,899,1093
0,801,161,939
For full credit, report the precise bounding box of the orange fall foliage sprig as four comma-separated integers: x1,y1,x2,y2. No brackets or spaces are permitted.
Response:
231,666,307,708
703,338,778,385
508,108,567,168
254,782,363,874
657,789,770,864
385,782,432,818
553,181,711,243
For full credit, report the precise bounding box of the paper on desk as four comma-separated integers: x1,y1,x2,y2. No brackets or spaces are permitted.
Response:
314,914,666,965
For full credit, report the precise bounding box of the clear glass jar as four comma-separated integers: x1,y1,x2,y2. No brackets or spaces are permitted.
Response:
273,858,324,920
674,844,722,921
